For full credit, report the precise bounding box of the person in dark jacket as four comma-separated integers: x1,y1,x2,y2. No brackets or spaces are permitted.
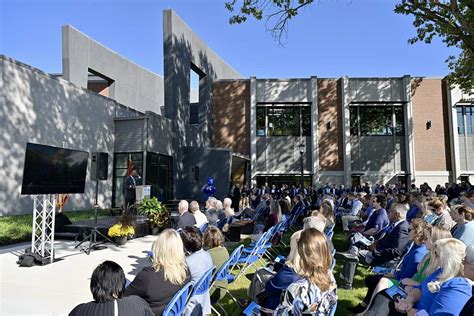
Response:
70,261,153,316
336,203,410,289
176,200,196,229
124,229,191,316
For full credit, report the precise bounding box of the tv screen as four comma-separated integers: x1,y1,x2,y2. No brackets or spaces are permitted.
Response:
21,143,89,195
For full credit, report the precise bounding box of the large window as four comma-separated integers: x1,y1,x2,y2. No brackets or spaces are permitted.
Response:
350,105,405,136
457,106,474,135
256,105,311,137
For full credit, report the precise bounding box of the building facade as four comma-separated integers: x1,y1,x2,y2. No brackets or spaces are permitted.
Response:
1,10,472,216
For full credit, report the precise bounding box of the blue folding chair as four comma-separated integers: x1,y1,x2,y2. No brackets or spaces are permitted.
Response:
210,257,238,314
228,244,244,276
189,265,215,297
199,222,209,235
326,230,334,240
162,282,193,316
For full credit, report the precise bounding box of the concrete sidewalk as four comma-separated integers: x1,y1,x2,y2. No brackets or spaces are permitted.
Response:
0,236,156,315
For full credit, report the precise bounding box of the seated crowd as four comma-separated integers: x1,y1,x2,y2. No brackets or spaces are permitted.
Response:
70,181,474,315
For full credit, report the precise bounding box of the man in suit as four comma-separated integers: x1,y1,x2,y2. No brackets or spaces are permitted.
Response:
336,203,410,289
123,169,137,209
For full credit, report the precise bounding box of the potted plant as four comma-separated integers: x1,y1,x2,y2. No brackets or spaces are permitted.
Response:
137,197,169,234
108,211,135,245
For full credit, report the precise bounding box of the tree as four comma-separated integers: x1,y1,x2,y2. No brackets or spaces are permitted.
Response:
394,1,473,93
225,0,473,93
225,0,315,42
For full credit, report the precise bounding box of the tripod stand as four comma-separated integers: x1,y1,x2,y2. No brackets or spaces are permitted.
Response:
75,180,117,254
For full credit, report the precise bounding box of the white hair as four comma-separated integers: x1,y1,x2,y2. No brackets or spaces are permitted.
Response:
178,200,189,214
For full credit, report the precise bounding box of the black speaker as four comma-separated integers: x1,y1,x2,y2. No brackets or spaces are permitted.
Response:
91,152,108,181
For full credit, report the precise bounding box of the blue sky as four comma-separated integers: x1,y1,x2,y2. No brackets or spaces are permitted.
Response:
0,0,458,78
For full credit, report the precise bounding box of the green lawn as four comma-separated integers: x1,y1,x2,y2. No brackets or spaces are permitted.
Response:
0,209,113,246
219,226,372,316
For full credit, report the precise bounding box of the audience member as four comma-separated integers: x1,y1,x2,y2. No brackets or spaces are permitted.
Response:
364,226,452,315
337,203,410,289
203,227,230,300
70,261,154,316
450,204,474,246
262,230,301,310
177,200,196,229
430,198,455,230
460,244,474,316
275,228,337,314
124,229,191,316
350,219,428,314
180,226,213,316
189,200,207,228
263,200,282,232
392,238,471,316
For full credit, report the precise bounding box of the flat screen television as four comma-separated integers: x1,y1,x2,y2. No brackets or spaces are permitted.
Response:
21,142,89,195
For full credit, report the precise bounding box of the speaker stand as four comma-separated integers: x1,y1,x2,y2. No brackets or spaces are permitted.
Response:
75,180,117,254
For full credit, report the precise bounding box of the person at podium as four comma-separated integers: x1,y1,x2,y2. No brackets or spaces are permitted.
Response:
124,169,137,209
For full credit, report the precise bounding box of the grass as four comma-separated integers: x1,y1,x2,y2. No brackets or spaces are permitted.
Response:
218,226,373,316
0,209,113,246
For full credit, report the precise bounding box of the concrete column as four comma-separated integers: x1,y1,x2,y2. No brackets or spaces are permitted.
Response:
310,76,319,186
402,75,415,184
341,76,351,188
250,77,257,187
447,83,464,182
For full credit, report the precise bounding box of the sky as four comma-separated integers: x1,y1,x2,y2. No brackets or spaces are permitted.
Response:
0,0,459,79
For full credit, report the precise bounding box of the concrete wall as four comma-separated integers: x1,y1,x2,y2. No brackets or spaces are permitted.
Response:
347,78,404,103
1,55,139,215
212,80,250,157
318,79,343,171
256,137,312,174
62,25,164,115
182,147,232,201
163,10,242,198
255,79,311,103
411,78,451,172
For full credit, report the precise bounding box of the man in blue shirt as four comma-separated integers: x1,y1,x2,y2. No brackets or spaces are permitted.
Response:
362,195,389,237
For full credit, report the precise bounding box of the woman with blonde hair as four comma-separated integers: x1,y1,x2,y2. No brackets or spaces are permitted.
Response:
393,238,471,316
125,229,191,315
275,228,337,315
320,200,335,229
364,226,452,316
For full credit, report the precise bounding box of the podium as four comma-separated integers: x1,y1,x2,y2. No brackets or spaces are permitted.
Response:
135,185,151,203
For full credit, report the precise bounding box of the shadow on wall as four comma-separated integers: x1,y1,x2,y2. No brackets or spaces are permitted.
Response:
0,57,138,215
318,79,343,171
165,33,227,199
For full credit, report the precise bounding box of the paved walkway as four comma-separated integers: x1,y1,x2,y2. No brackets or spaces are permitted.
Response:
0,236,156,315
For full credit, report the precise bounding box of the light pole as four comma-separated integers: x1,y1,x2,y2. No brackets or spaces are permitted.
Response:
299,143,305,190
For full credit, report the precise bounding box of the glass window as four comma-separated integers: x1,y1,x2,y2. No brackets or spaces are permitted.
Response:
350,105,405,136
256,107,266,136
301,107,311,136
457,108,465,135
269,107,299,136
359,107,393,136
350,107,358,136
467,107,473,135
256,105,311,137
394,107,404,136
